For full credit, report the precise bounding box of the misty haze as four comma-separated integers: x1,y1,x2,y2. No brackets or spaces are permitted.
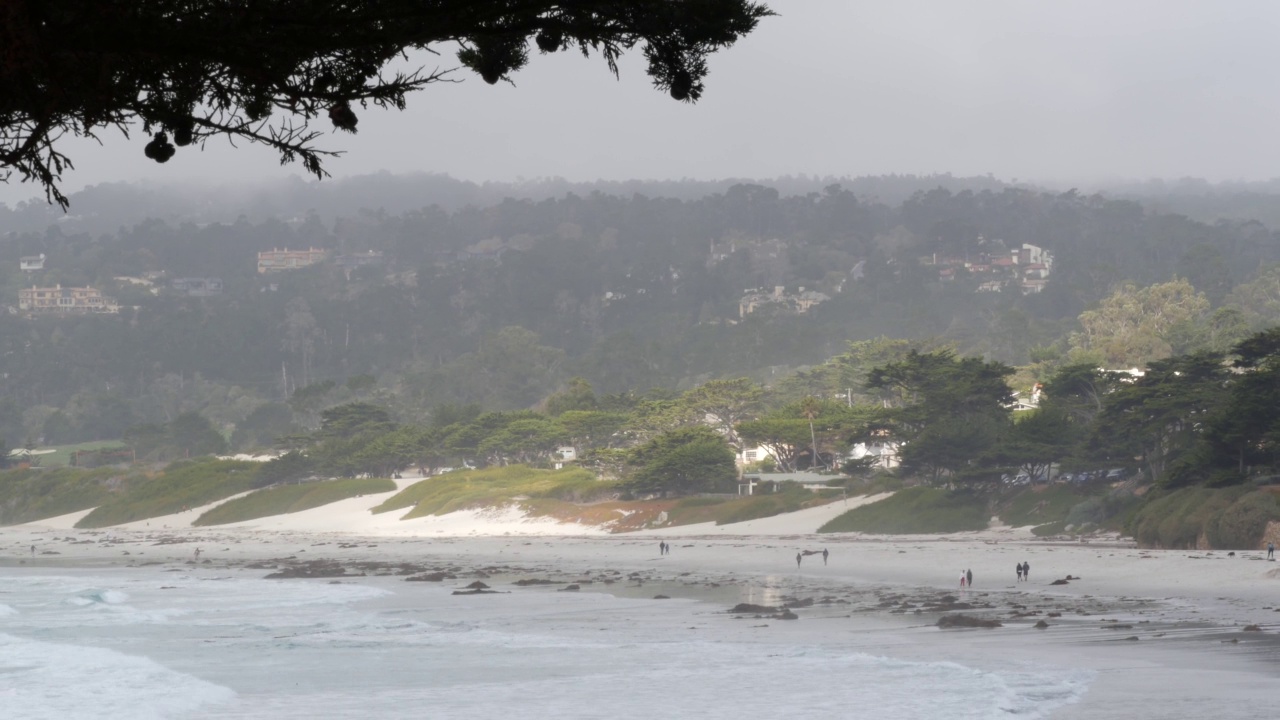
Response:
3,3,1280,720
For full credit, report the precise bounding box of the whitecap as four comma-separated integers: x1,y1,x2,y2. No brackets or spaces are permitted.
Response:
0,633,235,720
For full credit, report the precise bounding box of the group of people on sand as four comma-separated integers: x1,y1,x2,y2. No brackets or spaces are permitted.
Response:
794,548,830,567
959,562,1032,588
658,541,670,555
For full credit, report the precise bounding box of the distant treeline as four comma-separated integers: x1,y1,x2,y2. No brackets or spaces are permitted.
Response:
2,180,1280,452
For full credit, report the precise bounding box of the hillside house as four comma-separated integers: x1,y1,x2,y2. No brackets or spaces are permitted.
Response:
19,285,119,315
847,440,900,470
172,277,224,296
552,446,578,470
927,241,1054,294
19,254,45,272
257,247,330,273
739,286,831,318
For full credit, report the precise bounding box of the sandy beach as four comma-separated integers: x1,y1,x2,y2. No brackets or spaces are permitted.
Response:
4,493,1279,718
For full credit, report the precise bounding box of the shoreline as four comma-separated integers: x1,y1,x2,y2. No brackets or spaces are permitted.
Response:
5,521,1280,717
6,520,1278,645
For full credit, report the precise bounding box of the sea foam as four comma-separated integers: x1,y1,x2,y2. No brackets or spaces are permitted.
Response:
1,569,1090,720
0,633,235,720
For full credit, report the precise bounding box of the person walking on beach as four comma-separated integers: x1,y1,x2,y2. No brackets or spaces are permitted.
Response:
658,541,664,556
30,544,35,557
959,572,967,589
1016,562,1024,582
1023,561,1030,581
966,569,973,588
796,552,802,568
1268,542,1274,560
822,548,829,565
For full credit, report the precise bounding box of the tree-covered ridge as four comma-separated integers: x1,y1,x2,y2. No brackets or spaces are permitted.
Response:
2,183,1279,454
227,325,1280,503
4,326,1277,541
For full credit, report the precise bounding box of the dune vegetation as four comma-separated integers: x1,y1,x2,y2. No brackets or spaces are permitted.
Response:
703,485,836,526
1126,486,1280,549
373,465,614,519
193,477,395,526
75,459,262,528
0,467,134,525
996,484,1092,528
818,486,989,534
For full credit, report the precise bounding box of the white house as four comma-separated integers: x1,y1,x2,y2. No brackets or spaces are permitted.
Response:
847,440,900,470
552,446,578,470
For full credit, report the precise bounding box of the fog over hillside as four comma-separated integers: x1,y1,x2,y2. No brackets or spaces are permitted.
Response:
1,173,1022,237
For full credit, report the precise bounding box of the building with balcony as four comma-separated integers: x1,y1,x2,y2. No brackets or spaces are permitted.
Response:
257,247,330,273
19,285,119,315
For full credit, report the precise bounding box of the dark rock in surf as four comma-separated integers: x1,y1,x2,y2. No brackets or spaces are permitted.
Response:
728,603,777,614
937,615,1002,629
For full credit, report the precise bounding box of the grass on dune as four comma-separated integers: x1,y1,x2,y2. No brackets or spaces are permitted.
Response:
76,458,261,528
194,477,395,526
0,466,134,526
996,483,1096,528
372,465,613,519
818,486,988,534
1126,485,1280,549
659,486,837,526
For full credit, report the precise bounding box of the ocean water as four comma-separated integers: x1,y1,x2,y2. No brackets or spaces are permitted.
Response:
0,567,1093,719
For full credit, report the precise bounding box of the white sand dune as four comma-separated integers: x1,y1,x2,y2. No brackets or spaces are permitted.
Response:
15,481,899,539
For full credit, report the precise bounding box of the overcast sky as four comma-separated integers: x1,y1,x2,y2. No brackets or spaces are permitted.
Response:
5,0,1280,207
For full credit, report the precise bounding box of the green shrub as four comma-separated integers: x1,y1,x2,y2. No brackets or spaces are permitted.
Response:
818,486,988,534
653,487,829,527
372,465,609,519
194,477,395,526
76,459,261,528
1205,491,1280,549
1124,486,1273,549
675,496,728,509
998,484,1091,527
1063,497,1104,527
716,486,813,525
0,467,130,525
1065,490,1141,530
850,473,906,496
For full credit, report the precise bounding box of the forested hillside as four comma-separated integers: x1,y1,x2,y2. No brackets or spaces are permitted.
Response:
1,177,1278,452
